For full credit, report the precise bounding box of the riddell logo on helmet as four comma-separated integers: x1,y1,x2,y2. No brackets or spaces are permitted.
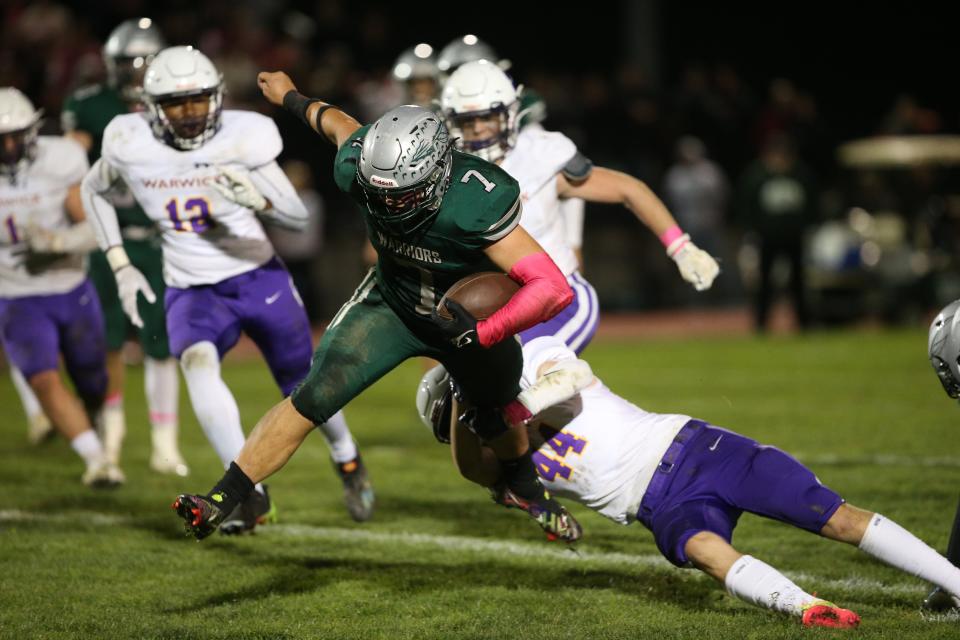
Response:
370,175,398,187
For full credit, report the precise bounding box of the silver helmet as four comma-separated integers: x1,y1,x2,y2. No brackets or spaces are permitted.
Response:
416,365,453,444
103,18,166,102
357,105,453,235
436,35,499,76
142,46,223,151
0,88,42,178
392,43,440,108
929,299,960,399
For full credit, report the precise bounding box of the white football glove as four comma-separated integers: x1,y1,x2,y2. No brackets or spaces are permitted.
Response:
667,233,720,292
25,222,97,254
212,166,268,212
115,265,156,329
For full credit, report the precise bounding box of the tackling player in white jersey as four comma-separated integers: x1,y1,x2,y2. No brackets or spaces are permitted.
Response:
82,47,374,530
417,337,960,628
0,87,122,487
442,61,719,354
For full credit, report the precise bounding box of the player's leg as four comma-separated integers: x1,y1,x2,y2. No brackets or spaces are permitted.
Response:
175,276,422,538
8,362,52,444
684,532,859,628
818,503,960,606
131,238,187,476
518,272,598,355
165,284,246,469
89,250,128,468
240,259,373,521
924,498,960,611
442,338,582,542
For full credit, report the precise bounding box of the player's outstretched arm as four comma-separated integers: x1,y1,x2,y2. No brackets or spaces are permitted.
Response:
214,162,309,231
26,183,97,254
257,71,361,147
558,168,719,291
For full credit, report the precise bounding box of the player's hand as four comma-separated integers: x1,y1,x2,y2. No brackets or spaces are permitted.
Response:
666,234,719,291
257,71,298,107
212,166,268,212
431,299,479,348
114,265,156,328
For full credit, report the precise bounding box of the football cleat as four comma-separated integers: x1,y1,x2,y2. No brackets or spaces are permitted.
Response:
922,586,960,612
333,454,375,522
27,413,54,446
219,486,277,536
172,493,228,540
801,600,860,628
492,484,583,544
81,460,125,488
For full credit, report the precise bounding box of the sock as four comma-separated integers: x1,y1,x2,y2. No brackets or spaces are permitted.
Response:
145,356,179,431
70,429,105,466
317,410,357,463
724,555,819,616
946,498,960,567
179,342,246,468
10,365,43,420
208,461,255,516
859,513,960,598
499,449,544,502
102,392,126,465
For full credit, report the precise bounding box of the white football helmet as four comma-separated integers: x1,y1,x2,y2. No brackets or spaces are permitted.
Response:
0,88,42,178
104,17,165,101
142,46,223,151
441,60,519,164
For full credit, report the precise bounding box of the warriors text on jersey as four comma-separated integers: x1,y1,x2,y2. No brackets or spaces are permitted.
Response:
97,110,281,287
522,345,688,524
334,124,522,324
500,127,590,277
0,137,89,298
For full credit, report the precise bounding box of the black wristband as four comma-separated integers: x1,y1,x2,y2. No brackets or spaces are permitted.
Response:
281,90,320,129
312,104,339,131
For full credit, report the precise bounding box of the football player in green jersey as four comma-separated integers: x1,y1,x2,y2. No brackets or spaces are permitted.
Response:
173,70,583,544
60,18,189,476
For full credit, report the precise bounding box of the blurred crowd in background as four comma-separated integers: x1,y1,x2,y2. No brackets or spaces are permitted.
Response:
4,0,959,330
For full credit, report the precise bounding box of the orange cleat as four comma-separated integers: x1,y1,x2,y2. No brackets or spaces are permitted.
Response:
801,601,861,629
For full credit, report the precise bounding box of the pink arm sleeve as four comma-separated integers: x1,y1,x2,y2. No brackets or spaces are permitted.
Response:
476,252,574,348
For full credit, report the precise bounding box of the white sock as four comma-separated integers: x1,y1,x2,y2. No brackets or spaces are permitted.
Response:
859,513,960,598
179,342,245,468
10,365,43,420
317,410,357,463
70,429,104,466
145,356,179,431
724,555,819,616
102,393,126,465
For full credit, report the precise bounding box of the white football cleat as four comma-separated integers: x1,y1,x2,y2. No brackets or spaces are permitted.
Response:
149,426,189,477
82,459,125,488
26,412,54,445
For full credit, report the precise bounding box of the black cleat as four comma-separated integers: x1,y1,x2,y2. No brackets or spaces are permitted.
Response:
172,494,227,540
922,586,959,613
333,455,375,522
220,486,277,536
492,484,583,544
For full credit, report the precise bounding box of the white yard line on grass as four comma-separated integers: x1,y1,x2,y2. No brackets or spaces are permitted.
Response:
0,509,927,597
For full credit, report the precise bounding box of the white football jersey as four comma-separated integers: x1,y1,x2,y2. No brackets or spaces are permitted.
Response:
0,136,89,298
101,110,280,287
500,127,581,276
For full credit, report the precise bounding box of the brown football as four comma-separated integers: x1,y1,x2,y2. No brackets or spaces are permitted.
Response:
436,272,519,320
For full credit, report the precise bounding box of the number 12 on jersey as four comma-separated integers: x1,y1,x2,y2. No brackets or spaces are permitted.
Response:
166,197,212,233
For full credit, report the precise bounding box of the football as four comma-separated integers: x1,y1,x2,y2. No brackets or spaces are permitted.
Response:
436,271,519,320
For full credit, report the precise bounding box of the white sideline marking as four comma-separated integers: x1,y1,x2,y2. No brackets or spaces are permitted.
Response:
0,509,929,598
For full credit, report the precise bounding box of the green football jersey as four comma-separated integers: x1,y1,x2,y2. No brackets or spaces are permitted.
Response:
335,124,522,324
62,84,152,228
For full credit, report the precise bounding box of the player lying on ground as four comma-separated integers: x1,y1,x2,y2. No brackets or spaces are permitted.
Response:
84,48,373,530
171,70,584,543
923,299,960,613
418,336,960,627
0,88,122,487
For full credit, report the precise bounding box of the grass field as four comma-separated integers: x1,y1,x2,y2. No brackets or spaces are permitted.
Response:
2,329,959,639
